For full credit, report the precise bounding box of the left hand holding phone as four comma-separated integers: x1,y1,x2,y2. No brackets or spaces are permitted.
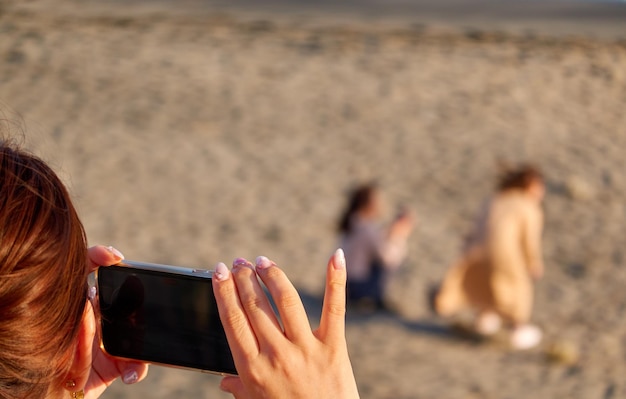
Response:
85,245,149,399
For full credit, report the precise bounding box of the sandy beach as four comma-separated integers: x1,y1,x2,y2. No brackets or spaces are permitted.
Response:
1,0,626,397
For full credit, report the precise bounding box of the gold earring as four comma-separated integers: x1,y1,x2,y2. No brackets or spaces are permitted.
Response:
69,391,84,399
65,380,84,399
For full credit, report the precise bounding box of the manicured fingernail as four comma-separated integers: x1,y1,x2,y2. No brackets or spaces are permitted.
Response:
255,256,276,270
233,258,253,269
122,369,138,384
214,262,230,281
106,246,125,261
87,285,97,301
333,248,346,270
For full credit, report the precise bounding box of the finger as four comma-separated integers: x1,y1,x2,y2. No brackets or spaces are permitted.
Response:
316,249,347,344
87,245,125,272
230,258,285,349
212,262,260,363
119,362,149,385
255,256,311,344
89,336,149,387
220,376,247,398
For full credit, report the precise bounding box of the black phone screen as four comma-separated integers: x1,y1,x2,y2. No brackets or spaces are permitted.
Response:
97,265,237,375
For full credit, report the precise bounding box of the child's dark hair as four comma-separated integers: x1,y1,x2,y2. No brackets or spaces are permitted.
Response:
338,182,378,234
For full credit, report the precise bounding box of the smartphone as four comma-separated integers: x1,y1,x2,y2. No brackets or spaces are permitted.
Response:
95,260,237,375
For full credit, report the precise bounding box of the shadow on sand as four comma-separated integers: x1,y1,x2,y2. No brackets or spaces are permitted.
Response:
297,288,487,345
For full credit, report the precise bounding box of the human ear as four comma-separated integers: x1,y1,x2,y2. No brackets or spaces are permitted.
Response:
65,300,96,394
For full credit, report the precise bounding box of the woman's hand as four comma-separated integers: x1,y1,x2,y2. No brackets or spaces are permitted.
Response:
83,245,149,399
213,249,360,399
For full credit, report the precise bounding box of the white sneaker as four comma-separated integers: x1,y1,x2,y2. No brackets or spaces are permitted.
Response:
475,312,502,336
510,324,542,350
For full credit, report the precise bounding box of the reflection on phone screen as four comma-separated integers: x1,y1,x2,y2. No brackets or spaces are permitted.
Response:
98,266,236,374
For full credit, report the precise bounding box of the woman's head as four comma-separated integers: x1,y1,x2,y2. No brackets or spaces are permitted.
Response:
338,182,381,234
0,141,88,398
497,164,545,201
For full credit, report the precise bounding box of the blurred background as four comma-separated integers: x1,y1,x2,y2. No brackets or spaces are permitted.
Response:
1,0,625,397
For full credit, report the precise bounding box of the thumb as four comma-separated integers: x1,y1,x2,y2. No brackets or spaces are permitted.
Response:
119,362,149,385
87,245,125,272
220,376,247,398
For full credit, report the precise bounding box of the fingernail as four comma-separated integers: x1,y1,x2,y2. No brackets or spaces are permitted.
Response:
233,258,253,269
214,262,230,281
106,246,125,261
122,369,138,384
87,285,97,301
333,248,346,270
255,256,276,270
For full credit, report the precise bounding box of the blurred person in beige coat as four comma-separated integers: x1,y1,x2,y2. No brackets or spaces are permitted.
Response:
434,165,545,350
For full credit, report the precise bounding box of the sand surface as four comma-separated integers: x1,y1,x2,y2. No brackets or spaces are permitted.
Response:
1,0,626,398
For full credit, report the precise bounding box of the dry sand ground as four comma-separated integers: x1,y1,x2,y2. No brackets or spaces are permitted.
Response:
1,1,626,398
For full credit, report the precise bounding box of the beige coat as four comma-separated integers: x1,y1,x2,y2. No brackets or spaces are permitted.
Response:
436,191,544,324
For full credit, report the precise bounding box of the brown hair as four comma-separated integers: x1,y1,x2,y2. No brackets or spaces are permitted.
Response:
497,164,543,192
0,140,88,398
338,182,378,234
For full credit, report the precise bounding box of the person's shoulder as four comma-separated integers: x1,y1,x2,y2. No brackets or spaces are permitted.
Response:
491,191,517,208
492,191,537,217
495,191,526,204
510,194,542,218
343,218,374,239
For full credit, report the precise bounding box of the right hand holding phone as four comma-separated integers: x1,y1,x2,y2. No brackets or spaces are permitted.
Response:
212,250,360,399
